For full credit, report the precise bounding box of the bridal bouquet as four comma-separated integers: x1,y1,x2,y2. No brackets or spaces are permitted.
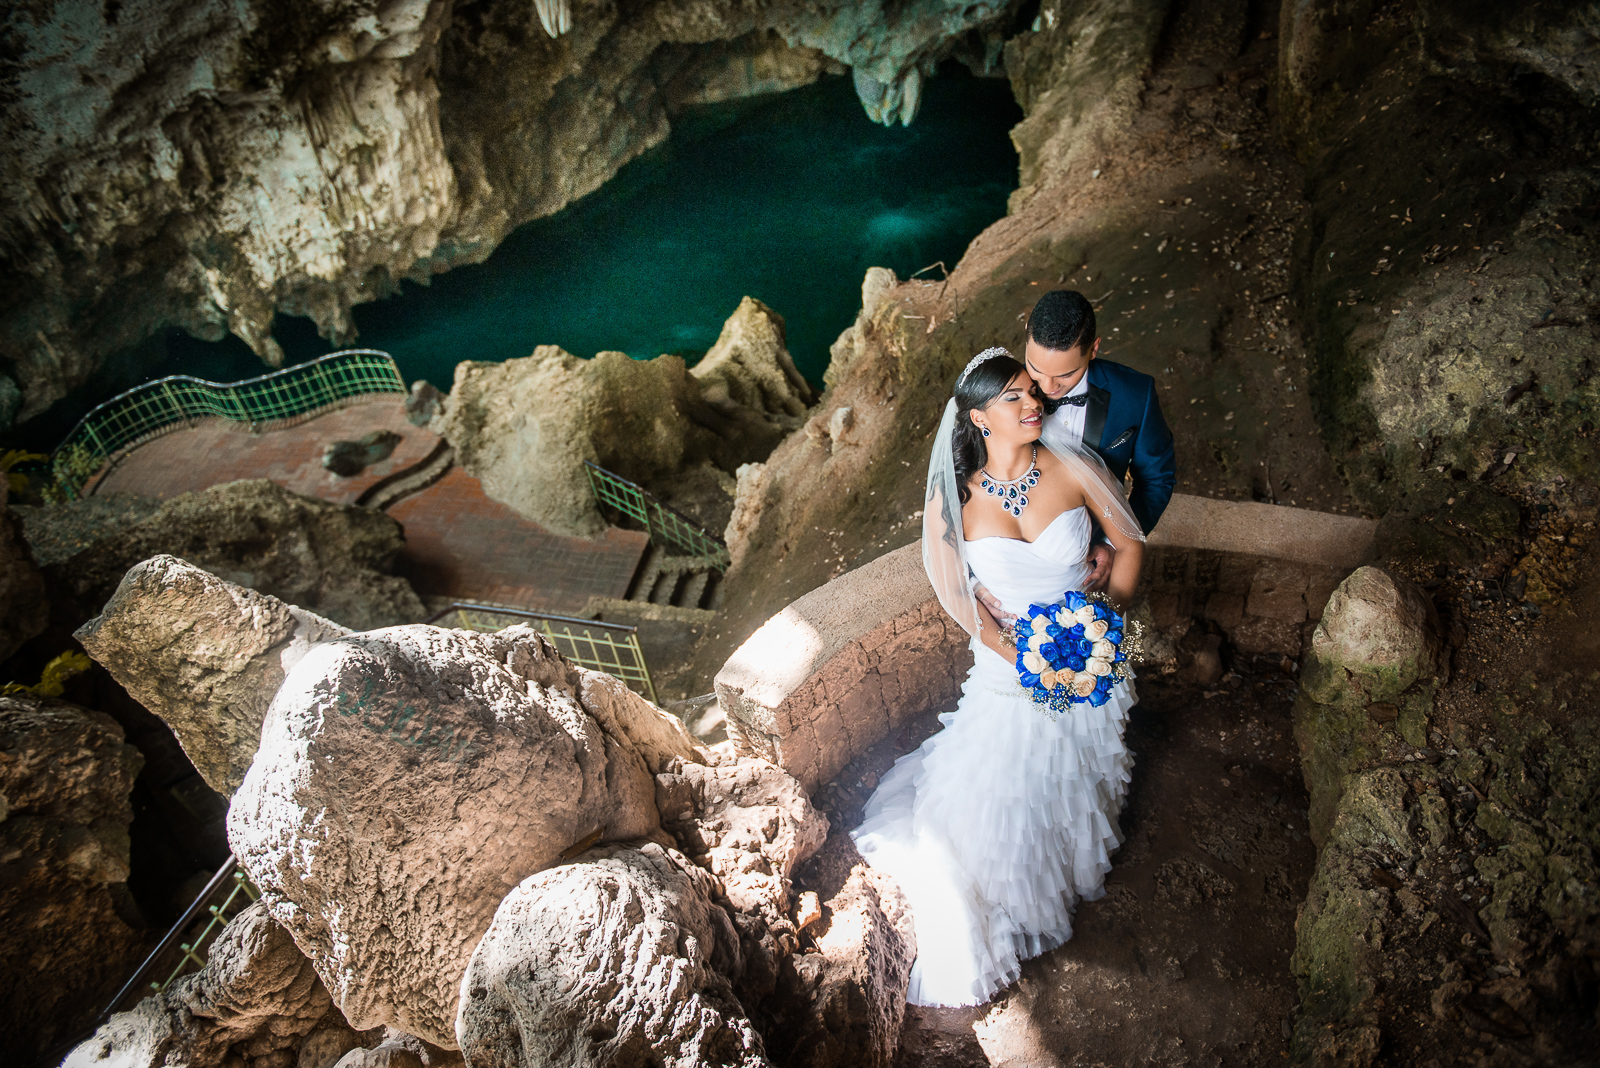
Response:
1012,592,1138,714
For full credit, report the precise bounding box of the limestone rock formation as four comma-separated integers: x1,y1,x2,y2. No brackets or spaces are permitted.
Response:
64,899,340,1068
228,622,700,1047
762,834,916,1068
692,297,817,450
1277,0,1600,516
0,486,47,663
76,555,352,796
456,841,767,1068
1,0,1021,425
0,696,147,1062
657,757,828,917
1290,721,1600,1064
1294,567,1445,841
438,338,771,537
17,479,424,629
657,755,828,1000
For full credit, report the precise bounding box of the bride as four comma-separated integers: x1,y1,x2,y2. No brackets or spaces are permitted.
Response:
851,347,1146,1008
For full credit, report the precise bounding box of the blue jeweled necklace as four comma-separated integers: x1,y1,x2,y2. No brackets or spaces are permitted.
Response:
980,447,1040,518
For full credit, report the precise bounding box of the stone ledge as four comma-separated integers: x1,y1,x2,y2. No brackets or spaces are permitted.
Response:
1148,494,1376,569
716,495,1379,793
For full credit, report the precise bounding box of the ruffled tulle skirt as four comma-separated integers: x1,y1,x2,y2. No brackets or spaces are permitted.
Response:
850,639,1135,1007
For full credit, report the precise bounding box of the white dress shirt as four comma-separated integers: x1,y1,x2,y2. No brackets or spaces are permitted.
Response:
1048,374,1091,445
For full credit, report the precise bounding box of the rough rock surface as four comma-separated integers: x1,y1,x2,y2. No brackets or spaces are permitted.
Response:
456,841,767,1068
1279,0,1600,520
0,695,147,1062
17,479,424,629
1294,566,1445,841
229,622,703,1047
691,297,817,448
75,554,352,796
64,899,340,1068
0,488,47,663
438,336,776,537
1,0,1021,425
656,755,828,1002
761,832,915,1068
1290,709,1600,1066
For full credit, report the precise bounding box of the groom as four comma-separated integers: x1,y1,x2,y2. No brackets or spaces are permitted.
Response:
1016,289,1176,590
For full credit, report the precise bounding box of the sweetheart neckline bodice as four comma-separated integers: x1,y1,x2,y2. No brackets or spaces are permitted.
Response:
964,505,1086,546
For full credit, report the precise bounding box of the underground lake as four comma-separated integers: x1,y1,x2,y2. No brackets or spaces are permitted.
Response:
25,66,1023,449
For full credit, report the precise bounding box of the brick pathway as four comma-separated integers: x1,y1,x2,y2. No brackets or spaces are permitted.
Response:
92,398,436,505
89,397,648,614
388,468,647,614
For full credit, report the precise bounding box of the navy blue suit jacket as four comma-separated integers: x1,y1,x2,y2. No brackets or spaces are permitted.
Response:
1075,359,1176,535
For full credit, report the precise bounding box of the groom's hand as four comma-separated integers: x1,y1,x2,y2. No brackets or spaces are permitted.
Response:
974,585,1017,627
1083,543,1116,592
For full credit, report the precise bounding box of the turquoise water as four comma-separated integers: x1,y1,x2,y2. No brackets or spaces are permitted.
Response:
29,68,1019,445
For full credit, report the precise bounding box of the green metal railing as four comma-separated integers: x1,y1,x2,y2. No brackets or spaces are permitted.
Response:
51,348,407,499
426,602,657,704
96,858,259,1027
584,461,731,572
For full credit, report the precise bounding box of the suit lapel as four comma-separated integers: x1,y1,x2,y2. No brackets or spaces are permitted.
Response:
1083,380,1110,454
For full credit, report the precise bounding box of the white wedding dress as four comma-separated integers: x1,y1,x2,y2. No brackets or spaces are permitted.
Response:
851,505,1137,1007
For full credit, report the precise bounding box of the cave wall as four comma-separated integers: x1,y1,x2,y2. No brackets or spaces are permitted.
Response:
1278,0,1600,518
0,0,1024,429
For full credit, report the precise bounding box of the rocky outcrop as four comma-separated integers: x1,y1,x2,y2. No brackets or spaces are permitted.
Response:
762,834,916,1068
75,555,351,795
456,841,768,1068
657,756,829,1001
691,297,817,449
436,306,812,537
1293,567,1445,842
1289,701,1600,1066
0,486,47,662
0,696,147,1062
17,479,424,628
1,0,1022,426
228,621,702,1047
1278,0,1600,518
64,899,343,1068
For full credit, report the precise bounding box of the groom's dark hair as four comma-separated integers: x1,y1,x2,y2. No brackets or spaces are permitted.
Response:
1027,290,1096,353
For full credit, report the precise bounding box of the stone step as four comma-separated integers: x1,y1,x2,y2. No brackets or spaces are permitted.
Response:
676,569,710,611
625,544,662,603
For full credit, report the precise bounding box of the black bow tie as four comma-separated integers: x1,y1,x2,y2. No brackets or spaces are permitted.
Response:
1059,393,1090,407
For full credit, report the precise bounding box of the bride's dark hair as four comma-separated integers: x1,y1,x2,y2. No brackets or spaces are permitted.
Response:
953,352,1031,504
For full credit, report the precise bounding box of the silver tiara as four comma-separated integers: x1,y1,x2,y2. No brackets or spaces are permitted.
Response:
957,346,1011,387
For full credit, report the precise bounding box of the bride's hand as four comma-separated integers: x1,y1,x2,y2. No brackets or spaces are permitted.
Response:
1081,544,1115,592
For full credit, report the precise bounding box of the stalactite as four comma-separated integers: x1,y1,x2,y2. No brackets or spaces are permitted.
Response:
534,0,572,38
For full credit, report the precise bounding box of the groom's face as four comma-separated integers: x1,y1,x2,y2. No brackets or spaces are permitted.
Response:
1024,336,1100,399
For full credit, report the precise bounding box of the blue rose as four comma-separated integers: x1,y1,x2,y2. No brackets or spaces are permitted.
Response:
1065,591,1087,611
1074,638,1095,658
1067,623,1085,640
1020,670,1041,688
1045,622,1065,640
1104,628,1123,645
1096,675,1113,692
1087,686,1111,707
1065,654,1086,671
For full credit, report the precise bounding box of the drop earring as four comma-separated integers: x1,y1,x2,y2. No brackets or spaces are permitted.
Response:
981,427,990,438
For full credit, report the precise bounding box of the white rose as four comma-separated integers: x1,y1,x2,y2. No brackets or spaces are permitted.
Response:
1092,638,1116,660
1071,672,1098,696
1023,650,1048,674
1029,633,1051,654
1084,619,1110,640
1039,669,1058,690
1087,656,1113,676
1054,606,1075,626
1073,605,1097,626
